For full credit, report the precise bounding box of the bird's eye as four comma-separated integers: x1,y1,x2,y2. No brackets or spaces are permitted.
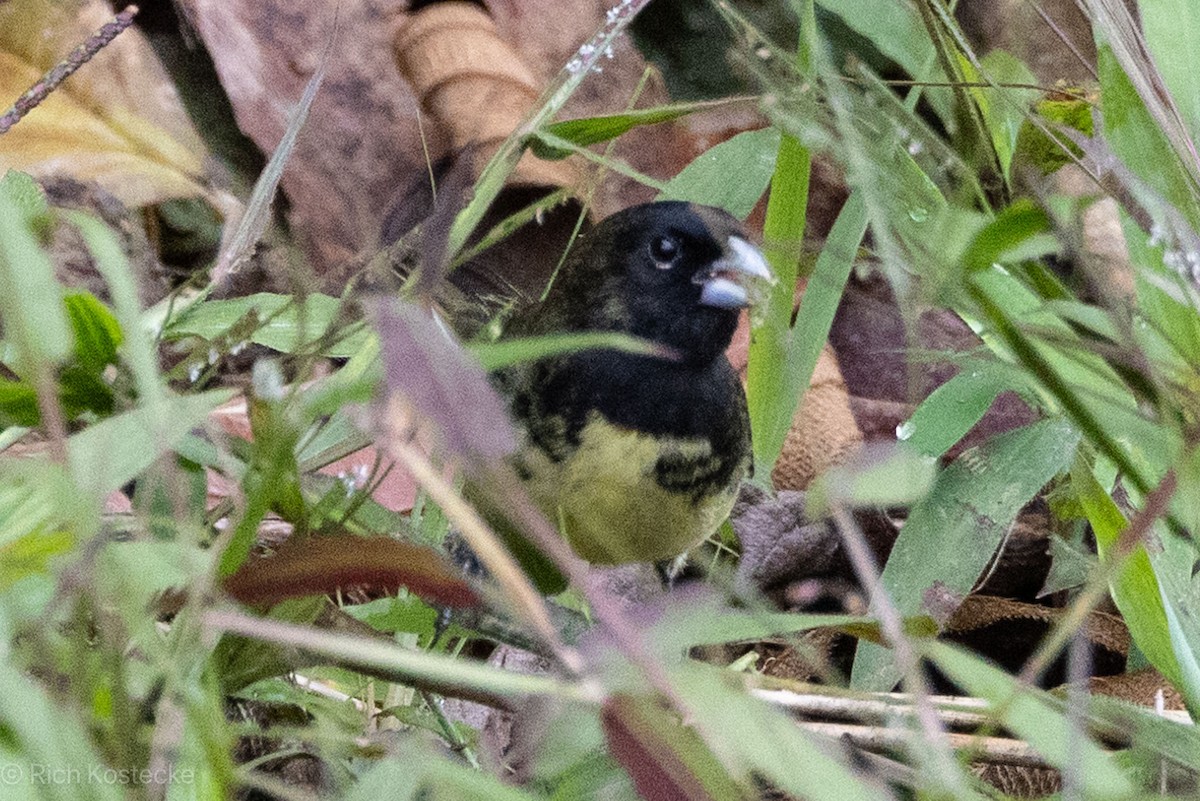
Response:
649,235,680,267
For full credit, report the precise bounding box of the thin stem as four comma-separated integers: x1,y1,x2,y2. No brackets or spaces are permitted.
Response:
0,6,139,134
831,505,972,796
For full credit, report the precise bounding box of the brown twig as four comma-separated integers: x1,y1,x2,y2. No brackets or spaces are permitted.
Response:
0,5,139,135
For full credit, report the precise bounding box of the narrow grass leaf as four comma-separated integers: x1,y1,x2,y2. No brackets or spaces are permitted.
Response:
371,299,515,464
471,331,662,371
1087,693,1200,774
750,190,866,474
535,98,753,158
446,0,653,259
205,610,577,705
1140,0,1200,145
1071,458,1183,693
852,418,1081,691
213,28,330,282
1094,40,1200,229
927,641,1136,798
603,693,741,801
531,130,667,190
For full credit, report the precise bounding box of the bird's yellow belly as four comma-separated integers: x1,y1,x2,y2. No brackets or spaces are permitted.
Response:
519,415,742,564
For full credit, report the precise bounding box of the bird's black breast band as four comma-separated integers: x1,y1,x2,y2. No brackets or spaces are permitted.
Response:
507,350,750,499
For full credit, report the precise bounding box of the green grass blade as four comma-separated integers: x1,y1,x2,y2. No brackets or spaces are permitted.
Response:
927,641,1136,798
446,0,653,259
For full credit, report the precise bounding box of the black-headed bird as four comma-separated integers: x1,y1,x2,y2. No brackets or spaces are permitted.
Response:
488,201,771,566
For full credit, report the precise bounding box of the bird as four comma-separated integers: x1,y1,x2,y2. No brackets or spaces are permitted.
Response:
483,200,772,568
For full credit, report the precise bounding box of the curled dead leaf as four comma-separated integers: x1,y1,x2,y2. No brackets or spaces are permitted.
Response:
222,532,480,609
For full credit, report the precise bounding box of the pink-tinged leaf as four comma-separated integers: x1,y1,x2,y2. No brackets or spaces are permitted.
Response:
223,533,480,609
602,693,742,801
371,299,516,465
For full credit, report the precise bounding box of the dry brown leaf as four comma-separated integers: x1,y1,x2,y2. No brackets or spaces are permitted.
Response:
179,0,424,272
0,0,209,206
179,0,726,274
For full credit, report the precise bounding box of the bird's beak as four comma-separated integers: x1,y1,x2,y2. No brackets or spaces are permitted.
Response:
696,236,774,309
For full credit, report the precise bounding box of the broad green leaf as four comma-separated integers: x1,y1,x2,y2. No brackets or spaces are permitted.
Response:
68,389,233,499
0,169,48,223
814,0,949,125
852,418,1081,691
676,664,927,800
0,664,124,801
1015,94,1096,174
0,379,38,427
1124,210,1200,369
959,199,1052,274
1087,693,1200,775
63,292,122,373
343,593,438,639
163,293,367,357
0,460,82,590
657,127,781,220
962,50,1039,183
964,264,1178,494
603,693,741,801
645,588,870,654
807,443,938,513
898,363,1019,458
65,212,167,411
1156,576,1200,717
349,746,543,801
1096,42,1200,230
0,174,71,367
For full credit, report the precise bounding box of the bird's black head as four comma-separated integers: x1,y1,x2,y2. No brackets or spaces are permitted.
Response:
554,201,771,367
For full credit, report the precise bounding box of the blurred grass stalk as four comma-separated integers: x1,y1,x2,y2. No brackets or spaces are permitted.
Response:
745,0,814,477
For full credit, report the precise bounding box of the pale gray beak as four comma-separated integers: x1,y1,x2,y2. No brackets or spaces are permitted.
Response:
697,236,774,309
